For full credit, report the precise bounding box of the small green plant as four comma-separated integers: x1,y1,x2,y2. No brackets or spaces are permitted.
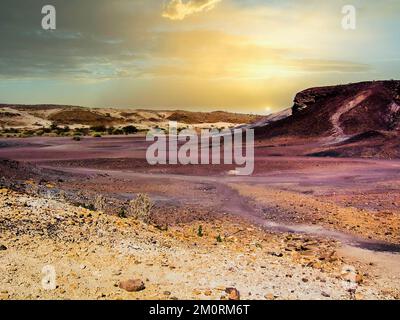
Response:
197,225,203,237
216,234,222,243
118,208,127,218
93,133,102,138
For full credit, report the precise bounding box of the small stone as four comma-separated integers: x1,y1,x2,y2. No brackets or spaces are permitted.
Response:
355,274,363,284
265,293,275,300
0,245,7,251
163,291,171,296
0,293,9,300
301,278,309,283
225,288,240,300
321,291,330,298
270,252,283,257
204,290,212,296
119,279,145,292
355,293,364,300
193,289,202,295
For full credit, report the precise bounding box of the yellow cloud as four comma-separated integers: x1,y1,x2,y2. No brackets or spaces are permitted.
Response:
162,0,222,20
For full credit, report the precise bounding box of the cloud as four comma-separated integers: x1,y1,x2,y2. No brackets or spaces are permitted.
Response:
0,0,397,112
162,0,222,20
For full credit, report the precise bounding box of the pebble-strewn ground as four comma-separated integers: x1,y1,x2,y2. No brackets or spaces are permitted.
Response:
1,188,399,300
230,183,400,244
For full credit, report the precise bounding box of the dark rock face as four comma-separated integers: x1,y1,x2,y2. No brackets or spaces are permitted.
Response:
256,80,400,139
292,80,400,135
254,80,400,158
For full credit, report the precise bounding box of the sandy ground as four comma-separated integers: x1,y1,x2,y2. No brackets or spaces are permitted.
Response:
1,136,400,300
1,188,399,300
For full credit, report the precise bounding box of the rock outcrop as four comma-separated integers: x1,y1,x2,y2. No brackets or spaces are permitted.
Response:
254,80,400,158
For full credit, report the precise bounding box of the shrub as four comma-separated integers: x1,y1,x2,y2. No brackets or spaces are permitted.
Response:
74,127,89,136
107,126,115,135
118,208,128,218
122,125,138,135
129,193,153,223
197,225,203,237
94,195,106,211
112,128,124,135
216,234,222,242
72,136,81,141
90,125,107,132
93,133,102,138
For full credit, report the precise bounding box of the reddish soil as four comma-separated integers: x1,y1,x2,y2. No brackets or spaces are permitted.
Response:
1,135,400,251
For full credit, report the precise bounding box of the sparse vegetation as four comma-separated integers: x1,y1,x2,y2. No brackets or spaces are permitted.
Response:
112,128,124,135
79,203,96,211
94,195,106,211
197,225,203,237
129,193,153,223
90,125,107,133
122,125,138,135
118,208,128,218
0,124,136,138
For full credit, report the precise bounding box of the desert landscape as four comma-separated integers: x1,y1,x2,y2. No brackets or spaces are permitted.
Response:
1,80,400,300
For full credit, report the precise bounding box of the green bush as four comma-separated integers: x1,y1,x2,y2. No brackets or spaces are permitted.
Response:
122,125,138,135
112,128,124,135
118,208,128,218
107,126,115,135
197,225,203,237
74,127,89,136
90,125,107,132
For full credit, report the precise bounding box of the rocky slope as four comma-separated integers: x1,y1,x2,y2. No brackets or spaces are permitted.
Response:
255,81,400,158
1,187,399,300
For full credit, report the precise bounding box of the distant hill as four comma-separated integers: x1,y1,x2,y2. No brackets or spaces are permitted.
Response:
0,104,262,130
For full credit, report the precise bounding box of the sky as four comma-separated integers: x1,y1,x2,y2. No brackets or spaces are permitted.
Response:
0,0,399,114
